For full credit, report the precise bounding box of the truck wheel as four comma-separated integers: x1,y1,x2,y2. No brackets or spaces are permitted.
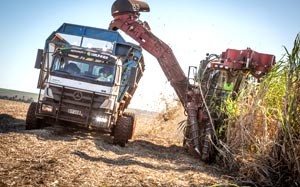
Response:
123,112,136,140
25,102,40,130
113,113,135,147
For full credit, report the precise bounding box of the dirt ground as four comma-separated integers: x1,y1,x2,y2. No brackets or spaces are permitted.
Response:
0,99,232,187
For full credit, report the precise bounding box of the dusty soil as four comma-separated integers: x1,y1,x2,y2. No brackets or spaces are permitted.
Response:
0,99,231,187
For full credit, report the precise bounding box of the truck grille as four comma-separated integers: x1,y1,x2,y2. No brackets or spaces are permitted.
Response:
51,86,107,108
48,85,109,124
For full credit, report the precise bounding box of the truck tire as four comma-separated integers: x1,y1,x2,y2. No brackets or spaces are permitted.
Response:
113,113,135,147
25,102,40,130
123,112,136,140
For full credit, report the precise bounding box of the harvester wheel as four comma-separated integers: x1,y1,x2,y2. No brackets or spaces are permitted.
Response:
113,113,134,147
25,102,40,130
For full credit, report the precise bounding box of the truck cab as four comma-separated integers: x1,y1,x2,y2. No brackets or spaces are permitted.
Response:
26,23,145,145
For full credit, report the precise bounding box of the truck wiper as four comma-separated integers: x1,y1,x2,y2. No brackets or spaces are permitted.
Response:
82,74,96,79
54,70,70,74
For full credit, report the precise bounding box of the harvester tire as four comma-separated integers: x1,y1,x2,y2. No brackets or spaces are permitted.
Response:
123,112,136,140
25,102,40,130
113,114,133,147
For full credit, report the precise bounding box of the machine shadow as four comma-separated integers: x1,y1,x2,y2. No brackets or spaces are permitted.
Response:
71,137,223,175
0,113,112,144
72,147,200,173
77,138,211,173
0,114,25,132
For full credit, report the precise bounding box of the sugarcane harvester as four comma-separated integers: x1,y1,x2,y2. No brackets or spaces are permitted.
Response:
109,0,276,162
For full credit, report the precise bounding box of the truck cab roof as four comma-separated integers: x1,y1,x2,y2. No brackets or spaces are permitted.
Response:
47,23,142,56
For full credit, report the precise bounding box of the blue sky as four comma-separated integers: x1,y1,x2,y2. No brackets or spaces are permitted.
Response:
0,0,299,111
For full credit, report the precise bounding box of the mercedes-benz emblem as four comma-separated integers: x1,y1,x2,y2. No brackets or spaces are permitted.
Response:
73,91,82,101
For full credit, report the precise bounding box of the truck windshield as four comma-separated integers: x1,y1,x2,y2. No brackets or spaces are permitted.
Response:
51,56,115,84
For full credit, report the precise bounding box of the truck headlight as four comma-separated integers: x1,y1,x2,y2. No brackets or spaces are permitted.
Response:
95,116,108,123
41,104,53,112
91,115,111,128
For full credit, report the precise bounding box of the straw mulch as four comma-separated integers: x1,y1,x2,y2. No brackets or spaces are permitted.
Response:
0,99,229,187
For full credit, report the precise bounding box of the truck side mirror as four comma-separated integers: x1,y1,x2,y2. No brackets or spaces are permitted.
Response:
35,49,44,69
128,67,137,87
